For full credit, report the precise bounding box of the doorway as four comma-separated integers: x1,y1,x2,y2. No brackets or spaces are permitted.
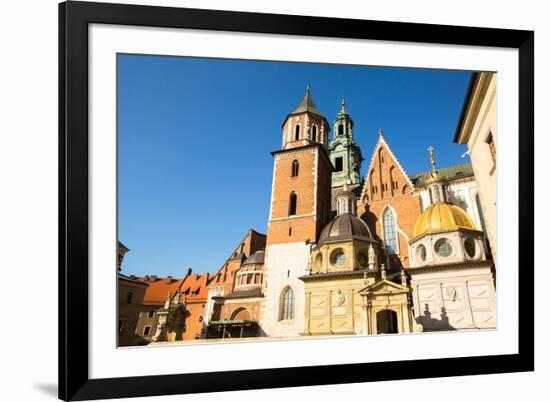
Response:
376,309,398,334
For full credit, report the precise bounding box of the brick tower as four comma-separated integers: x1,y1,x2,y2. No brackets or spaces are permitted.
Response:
261,85,333,337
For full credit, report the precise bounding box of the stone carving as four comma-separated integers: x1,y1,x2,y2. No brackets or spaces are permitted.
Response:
335,290,346,306
446,286,457,302
368,244,376,270
381,263,387,280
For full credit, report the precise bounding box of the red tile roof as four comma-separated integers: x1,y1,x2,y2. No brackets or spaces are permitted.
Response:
137,272,209,306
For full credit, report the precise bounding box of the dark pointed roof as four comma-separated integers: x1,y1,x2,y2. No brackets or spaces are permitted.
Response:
289,84,324,117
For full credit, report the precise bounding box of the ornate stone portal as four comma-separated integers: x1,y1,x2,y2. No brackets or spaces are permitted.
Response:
358,278,413,335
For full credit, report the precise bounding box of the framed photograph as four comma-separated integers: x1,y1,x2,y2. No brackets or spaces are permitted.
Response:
59,1,534,400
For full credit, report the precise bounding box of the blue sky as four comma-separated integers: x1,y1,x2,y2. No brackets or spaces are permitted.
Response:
118,54,471,277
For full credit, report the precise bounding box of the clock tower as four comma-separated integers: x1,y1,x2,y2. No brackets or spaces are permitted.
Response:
261,85,333,337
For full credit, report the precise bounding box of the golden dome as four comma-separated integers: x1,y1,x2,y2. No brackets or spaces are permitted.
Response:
413,203,481,239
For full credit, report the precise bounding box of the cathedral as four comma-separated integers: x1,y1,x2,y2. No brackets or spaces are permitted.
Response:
120,82,497,344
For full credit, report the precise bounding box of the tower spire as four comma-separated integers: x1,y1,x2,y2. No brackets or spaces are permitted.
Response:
427,145,436,172
425,144,448,204
330,96,363,188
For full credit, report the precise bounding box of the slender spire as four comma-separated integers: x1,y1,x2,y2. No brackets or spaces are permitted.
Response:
341,96,346,112
288,83,323,117
428,145,436,172
378,128,384,137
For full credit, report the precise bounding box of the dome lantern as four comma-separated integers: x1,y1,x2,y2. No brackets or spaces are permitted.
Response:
425,145,448,204
335,184,357,216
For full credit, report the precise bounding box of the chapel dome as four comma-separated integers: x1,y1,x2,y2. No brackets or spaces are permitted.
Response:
413,202,480,240
318,213,375,246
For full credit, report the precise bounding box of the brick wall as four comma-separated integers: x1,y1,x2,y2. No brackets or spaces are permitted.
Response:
359,139,422,269
267,146,332,245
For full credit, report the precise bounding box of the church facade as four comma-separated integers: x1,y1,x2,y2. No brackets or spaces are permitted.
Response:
256,85,496,337
119,81,497,345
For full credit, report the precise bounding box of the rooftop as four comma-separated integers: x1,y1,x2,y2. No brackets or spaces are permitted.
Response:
410,162,473,186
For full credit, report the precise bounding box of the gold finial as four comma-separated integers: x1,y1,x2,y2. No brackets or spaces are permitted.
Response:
341,96,346,112
428,145,436,172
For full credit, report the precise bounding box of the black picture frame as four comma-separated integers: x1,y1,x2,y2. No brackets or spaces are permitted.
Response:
59,1,534,400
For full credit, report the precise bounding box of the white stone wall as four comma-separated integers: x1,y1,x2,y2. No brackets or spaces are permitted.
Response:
260,242,311,337
468,78,497,262
409,265,496,331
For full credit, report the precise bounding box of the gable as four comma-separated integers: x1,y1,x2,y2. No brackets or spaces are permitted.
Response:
360,135,414,204
359,278,409,294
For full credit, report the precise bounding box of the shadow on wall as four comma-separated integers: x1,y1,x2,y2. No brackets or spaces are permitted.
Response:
415,304,457,332
360,209,382,243
447,188,469,212
360,209,406,272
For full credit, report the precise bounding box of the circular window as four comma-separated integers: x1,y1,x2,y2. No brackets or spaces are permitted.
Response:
314,253,323,269
357,252,368,267
434,239,453,258
416,244,426,262
331,249,347,266
464,238,476,258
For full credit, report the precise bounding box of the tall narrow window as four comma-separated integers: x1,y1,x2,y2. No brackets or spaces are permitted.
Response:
383,208,398,254
338,124,344,135
280,287,295,320
312,125,317,142
288,192,297,216
294,125,300,140
486,132,496,165
334,157,343,172
291,160,299,177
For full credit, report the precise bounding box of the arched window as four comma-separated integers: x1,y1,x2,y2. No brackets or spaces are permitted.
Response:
312,125,317,142
280,287,295,320
338,124,344,135
383,208,398,254
291,160,299,177
294,125,300,140
288,192,297,216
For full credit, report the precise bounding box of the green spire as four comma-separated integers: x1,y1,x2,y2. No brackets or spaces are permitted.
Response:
329,97,364,188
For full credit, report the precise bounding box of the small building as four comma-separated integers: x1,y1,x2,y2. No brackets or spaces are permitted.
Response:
407,155,496,331
118,273,149,346
204,230,267,339
117,242,149,346
136,270,210,342
454,72,497,262
300,186,414,336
